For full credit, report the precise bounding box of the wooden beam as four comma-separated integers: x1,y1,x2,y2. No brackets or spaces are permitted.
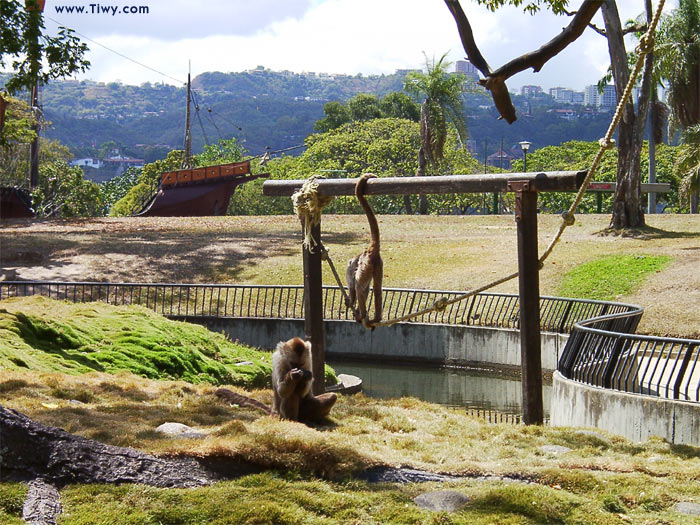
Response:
263,171,587,197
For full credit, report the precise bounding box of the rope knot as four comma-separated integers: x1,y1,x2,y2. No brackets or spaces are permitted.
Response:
636,33,654,56
598,137,616,150
292,176,334,253
561,212,575,226
433,297,449,312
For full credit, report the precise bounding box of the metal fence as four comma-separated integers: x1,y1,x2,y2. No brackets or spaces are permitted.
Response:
559,310,700,402
0,281,639,334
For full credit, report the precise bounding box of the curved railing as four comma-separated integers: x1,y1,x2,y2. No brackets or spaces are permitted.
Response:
558,309,700,402
0,281,639,335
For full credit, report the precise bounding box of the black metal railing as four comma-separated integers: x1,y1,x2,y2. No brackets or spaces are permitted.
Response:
0,281,639,335
559,309,700,402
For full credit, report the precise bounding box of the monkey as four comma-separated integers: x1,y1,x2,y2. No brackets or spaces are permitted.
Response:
346,173,383,329
271,337,337,422
215,337,336,424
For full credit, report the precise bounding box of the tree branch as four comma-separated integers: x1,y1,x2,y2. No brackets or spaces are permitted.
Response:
562,7,606,37
444,0,604,123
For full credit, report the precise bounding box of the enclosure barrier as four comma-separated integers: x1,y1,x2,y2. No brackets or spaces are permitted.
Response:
559,310,700,402
0,280,637,335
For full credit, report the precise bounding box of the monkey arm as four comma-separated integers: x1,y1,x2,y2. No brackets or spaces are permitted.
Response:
276,368,309,398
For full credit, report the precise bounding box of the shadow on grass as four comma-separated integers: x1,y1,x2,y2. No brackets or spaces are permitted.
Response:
597,225,700,240
669,442,700,459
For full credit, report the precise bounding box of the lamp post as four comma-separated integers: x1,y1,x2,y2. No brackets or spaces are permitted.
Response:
519,141,532,172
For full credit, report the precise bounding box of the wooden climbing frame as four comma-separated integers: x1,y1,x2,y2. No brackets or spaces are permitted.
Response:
263,170,586,424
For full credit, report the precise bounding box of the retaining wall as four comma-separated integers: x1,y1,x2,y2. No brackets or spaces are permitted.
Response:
178,316,568,371
551,371,700,446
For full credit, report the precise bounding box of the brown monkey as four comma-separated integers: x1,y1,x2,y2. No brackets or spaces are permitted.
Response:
271,337,336,422
346,173,383,328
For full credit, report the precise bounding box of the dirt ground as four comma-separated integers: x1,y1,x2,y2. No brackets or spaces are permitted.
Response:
1,213,698,337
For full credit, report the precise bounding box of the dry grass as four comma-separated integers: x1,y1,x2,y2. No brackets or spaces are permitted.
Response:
3,368,700,523
1,214,699,336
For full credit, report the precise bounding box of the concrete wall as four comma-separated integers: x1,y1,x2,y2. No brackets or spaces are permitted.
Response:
178,317,568,372
551,371,700,446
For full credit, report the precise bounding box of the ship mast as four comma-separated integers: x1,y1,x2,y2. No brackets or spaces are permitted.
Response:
183,65,192,168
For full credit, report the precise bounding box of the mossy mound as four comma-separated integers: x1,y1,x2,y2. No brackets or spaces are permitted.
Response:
0,296,334,388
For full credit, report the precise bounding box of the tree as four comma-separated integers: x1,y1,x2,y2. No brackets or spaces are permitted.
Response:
31,161,103,218
444,0,657,228
314,101,351,132
347,93,383,121
0,0,90,95
404,53,468,214
655,0,700,132
655,0,700,212
379,92,421,122
675,125,700,212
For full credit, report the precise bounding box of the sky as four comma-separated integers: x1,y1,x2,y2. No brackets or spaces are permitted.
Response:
36,0,672,91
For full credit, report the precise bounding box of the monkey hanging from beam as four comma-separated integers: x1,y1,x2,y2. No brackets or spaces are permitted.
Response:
217,337,336,424
346,173,383,329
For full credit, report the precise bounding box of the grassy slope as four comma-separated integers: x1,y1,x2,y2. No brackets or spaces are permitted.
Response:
0,296,335,387
2,369,700,524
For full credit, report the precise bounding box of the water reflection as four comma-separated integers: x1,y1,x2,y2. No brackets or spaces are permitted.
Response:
330,360,551,417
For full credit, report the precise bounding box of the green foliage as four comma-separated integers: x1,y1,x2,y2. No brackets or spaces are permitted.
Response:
512,140,680,213
314,92,420,133
674,124,700,212
558,254,672,301
108,182,152,217
195,137,244,166
0,296,290,388
473,0,569,14
0,0,90,94
100,167,140,212
655,0,700,132
31,160,103,218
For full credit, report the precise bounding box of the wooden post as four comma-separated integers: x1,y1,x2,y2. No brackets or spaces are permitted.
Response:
302,221,326,395
509,181,544,425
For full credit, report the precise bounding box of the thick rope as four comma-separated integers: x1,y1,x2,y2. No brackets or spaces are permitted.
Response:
367,0,666,329
292,176,334,253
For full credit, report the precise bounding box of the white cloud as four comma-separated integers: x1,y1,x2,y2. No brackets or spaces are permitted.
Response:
39,0,670,91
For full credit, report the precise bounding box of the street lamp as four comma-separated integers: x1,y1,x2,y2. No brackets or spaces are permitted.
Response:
519,141,532,172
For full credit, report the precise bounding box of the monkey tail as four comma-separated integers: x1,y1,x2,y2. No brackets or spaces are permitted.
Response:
356,173,380,252
215,388,272,414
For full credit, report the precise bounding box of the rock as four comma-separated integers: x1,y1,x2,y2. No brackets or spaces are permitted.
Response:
155,422,206,439
234,361,254,366
575,430,611,446
414,490,470,512
538,445,572,456
674,502,700,515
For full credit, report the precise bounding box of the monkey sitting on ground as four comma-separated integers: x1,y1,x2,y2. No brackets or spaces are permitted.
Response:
271,337,336,423
346,173,383,329
215,337,336,425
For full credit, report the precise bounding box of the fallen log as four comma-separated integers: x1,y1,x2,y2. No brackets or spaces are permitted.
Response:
0,406,258,488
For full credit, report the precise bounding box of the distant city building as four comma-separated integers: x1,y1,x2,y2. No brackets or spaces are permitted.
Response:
395,68,422,76
487,148,514,169
584,84,617,108
521,85,543,97
584,85,600,106
70,158,103,169
549,87,573,103
599,84,616,107
455,60,480,81
572,91,585,104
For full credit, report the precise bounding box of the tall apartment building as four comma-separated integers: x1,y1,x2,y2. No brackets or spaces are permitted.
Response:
455,60,480,81
584,84,617,107
549,87,574,103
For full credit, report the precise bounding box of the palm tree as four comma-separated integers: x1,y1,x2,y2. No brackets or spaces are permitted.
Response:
404,53,468,214
655,0,700,213
675,125,700,212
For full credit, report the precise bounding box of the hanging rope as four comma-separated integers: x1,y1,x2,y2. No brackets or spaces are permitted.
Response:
292,176,334,252
314,0,666,329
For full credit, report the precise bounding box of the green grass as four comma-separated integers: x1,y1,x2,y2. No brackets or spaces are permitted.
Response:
0,484,27,525
0,296,335,388
557,254,672,301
